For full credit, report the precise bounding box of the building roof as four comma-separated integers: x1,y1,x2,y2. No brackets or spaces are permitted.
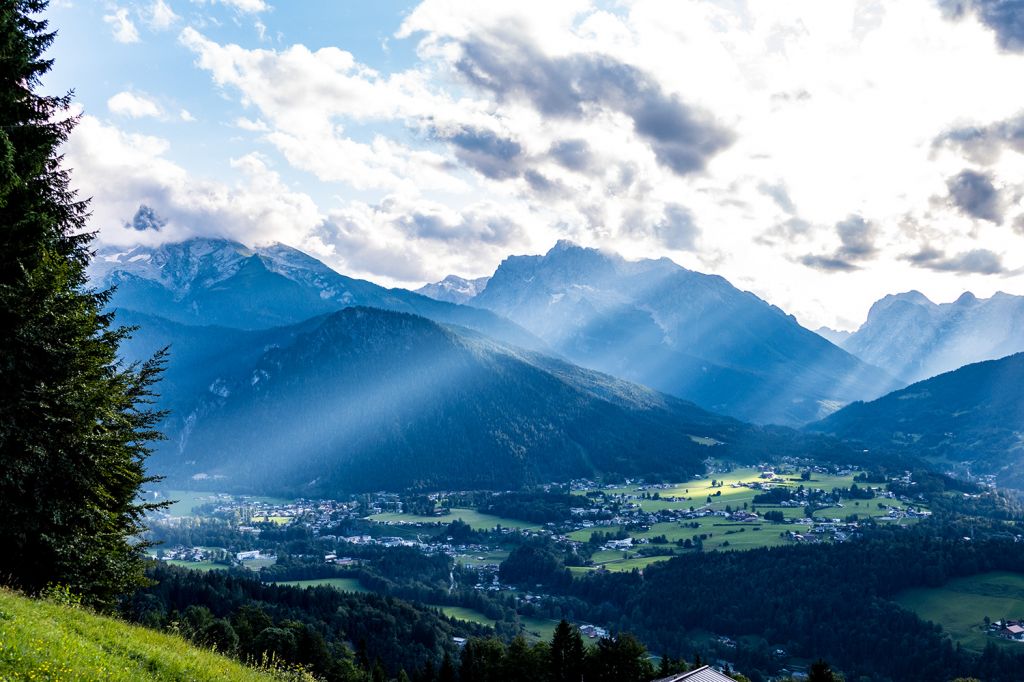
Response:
652,665,737,682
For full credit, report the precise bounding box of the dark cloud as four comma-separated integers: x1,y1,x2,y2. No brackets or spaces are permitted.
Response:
799,214,877,272
549,139,594,173
127,204,166,231
904,245,1005,274
940,0,1024,52
947,169,1003,223
904,245,946,265
441,126,524,179
758,182,797,213
758,216,814,247
388,204,524,247
523,169,566,195
934,111,1024,164
394,209,522,246
799,254,859,272
397,212,449,241
455,29,733,175
835,214,878,259
654,204,699,251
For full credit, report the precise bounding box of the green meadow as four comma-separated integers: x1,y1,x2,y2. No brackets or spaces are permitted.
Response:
434,604,495,627
273,577,369,593
429,606,569,646
453,548,510,566
163,560,228,572
567,467,925,571
894,571,1024,652
368,507,539,531
0,589,278,681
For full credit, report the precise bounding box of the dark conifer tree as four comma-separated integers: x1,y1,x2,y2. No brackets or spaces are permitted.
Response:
438,652,456,682
0,0,166,608
550,619,585,682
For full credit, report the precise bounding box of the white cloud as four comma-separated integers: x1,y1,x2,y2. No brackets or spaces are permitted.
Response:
149,0,179,29
179,109,196,122
79,1,1024,328
107,91,163,118
104,7,140,43
66,116,322,250
218,0,269,14
180,26,471,192
234,116,268,132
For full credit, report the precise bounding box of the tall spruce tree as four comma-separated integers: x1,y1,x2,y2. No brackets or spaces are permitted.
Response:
0,0,166,609
550,620,585,682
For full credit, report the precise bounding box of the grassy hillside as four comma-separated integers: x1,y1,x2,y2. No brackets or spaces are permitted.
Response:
0,589,285,681
894,571,1024,652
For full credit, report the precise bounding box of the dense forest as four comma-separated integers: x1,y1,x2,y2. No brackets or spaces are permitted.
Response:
554,529,1024,682
124,565,698,682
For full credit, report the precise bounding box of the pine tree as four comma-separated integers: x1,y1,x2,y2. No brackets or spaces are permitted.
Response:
550,619,585,682
0,0,166,609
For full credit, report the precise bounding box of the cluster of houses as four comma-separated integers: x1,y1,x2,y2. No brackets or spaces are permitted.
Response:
989,619,1024,642
158,546,216,562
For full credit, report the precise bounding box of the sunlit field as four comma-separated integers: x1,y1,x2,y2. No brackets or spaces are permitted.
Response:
368,507,539,531
272,577,369,593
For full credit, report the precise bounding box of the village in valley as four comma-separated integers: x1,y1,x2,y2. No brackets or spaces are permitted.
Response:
140,462,1017,679
148,463,933,579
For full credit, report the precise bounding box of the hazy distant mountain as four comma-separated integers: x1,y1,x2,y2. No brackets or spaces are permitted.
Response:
89,238,542,350
838,290,1024,384
815,326,852,346
416,275,491,304
470,241,898,426
807,353,1024,486
120,307,827,494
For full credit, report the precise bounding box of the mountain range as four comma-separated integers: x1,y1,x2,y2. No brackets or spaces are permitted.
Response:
455,241,898,425
94,234,1024,494
825,290,1024,384
119,306,831,494
807,353,1024,486
90,240,542,350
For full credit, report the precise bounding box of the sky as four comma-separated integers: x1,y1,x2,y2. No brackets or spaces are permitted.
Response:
42,0,1024,330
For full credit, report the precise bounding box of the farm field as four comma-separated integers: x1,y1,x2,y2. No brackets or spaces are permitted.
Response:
273,578,369,593
518,616,561,643
430,607,575,646
240,557,277,571
453,549,509,566
162,560,227,572
252,515,292,525
894,571,1024,651
433,605,495,627
565,467,930,570
368,507,539,531
589,468,866,515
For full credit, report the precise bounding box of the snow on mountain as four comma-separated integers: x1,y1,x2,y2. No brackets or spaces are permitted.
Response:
416,275,491,304
88,236,544,349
